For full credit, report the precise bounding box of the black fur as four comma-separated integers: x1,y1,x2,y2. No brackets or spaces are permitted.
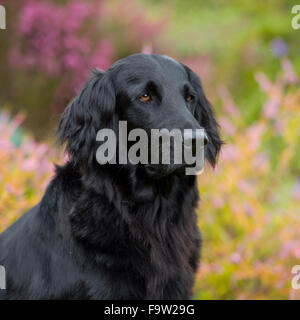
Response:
0,54,221,300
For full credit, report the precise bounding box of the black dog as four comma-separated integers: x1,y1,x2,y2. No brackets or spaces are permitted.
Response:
0,54,221,299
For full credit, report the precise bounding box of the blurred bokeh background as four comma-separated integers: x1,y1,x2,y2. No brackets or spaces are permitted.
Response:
1,0,300,299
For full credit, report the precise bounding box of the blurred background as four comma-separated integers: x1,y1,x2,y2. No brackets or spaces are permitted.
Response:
1,0,300,299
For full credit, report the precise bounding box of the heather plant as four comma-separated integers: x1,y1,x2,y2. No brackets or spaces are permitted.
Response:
0,109,59,231
0,0,164,136
7,0,114,114
194,59,300,299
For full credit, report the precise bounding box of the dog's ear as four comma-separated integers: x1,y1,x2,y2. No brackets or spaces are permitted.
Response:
57,69,116,165
182,64,222,167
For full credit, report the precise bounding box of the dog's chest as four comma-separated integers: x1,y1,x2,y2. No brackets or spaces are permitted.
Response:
101,204,198,299
68,186,200,299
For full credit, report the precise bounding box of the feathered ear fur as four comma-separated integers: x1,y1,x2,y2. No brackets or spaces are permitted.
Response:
182,65,222,167
57,69,116,166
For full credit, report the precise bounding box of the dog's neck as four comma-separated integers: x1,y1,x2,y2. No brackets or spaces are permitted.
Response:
57,161,199,248
78,161,197,204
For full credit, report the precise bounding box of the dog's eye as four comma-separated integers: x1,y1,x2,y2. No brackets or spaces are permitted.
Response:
140,93,151,102
185,95,193,102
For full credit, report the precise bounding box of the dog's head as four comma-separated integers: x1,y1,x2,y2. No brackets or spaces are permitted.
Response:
58,54,222,177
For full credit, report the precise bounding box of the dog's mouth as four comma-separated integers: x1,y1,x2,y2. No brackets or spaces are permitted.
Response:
144,163,187,179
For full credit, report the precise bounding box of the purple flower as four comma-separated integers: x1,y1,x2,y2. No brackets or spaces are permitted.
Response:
8,0,164,112
271,38,289,58
263,98,280,119
293,179,300,201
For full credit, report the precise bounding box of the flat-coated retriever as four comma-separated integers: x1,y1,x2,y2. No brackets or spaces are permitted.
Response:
0,54,221,300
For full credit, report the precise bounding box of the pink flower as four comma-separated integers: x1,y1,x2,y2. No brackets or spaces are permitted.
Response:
90,39,115,71
252,153,269,170
218,117,236,136
10,0,112,84
238,181,253,194
230,252,242,264
141,44,153,54
221,145,240,162
282,58,298,85
212,196,224,209
255,72,272,93
248,123,265,150
293,179,300,201
218,86,240,118
263,98,280,119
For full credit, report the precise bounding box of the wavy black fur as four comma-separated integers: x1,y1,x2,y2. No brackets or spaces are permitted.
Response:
0,54,222,299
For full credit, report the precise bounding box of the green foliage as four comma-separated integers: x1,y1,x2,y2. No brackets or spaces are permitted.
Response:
157,0,300,125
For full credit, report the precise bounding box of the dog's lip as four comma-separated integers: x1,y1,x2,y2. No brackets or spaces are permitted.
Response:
144,163,186,178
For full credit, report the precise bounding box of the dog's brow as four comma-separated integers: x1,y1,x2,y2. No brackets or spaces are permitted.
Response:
183,83,196,94
126,76,142,84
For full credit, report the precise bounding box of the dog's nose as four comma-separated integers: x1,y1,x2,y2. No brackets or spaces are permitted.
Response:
184,130,209,154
